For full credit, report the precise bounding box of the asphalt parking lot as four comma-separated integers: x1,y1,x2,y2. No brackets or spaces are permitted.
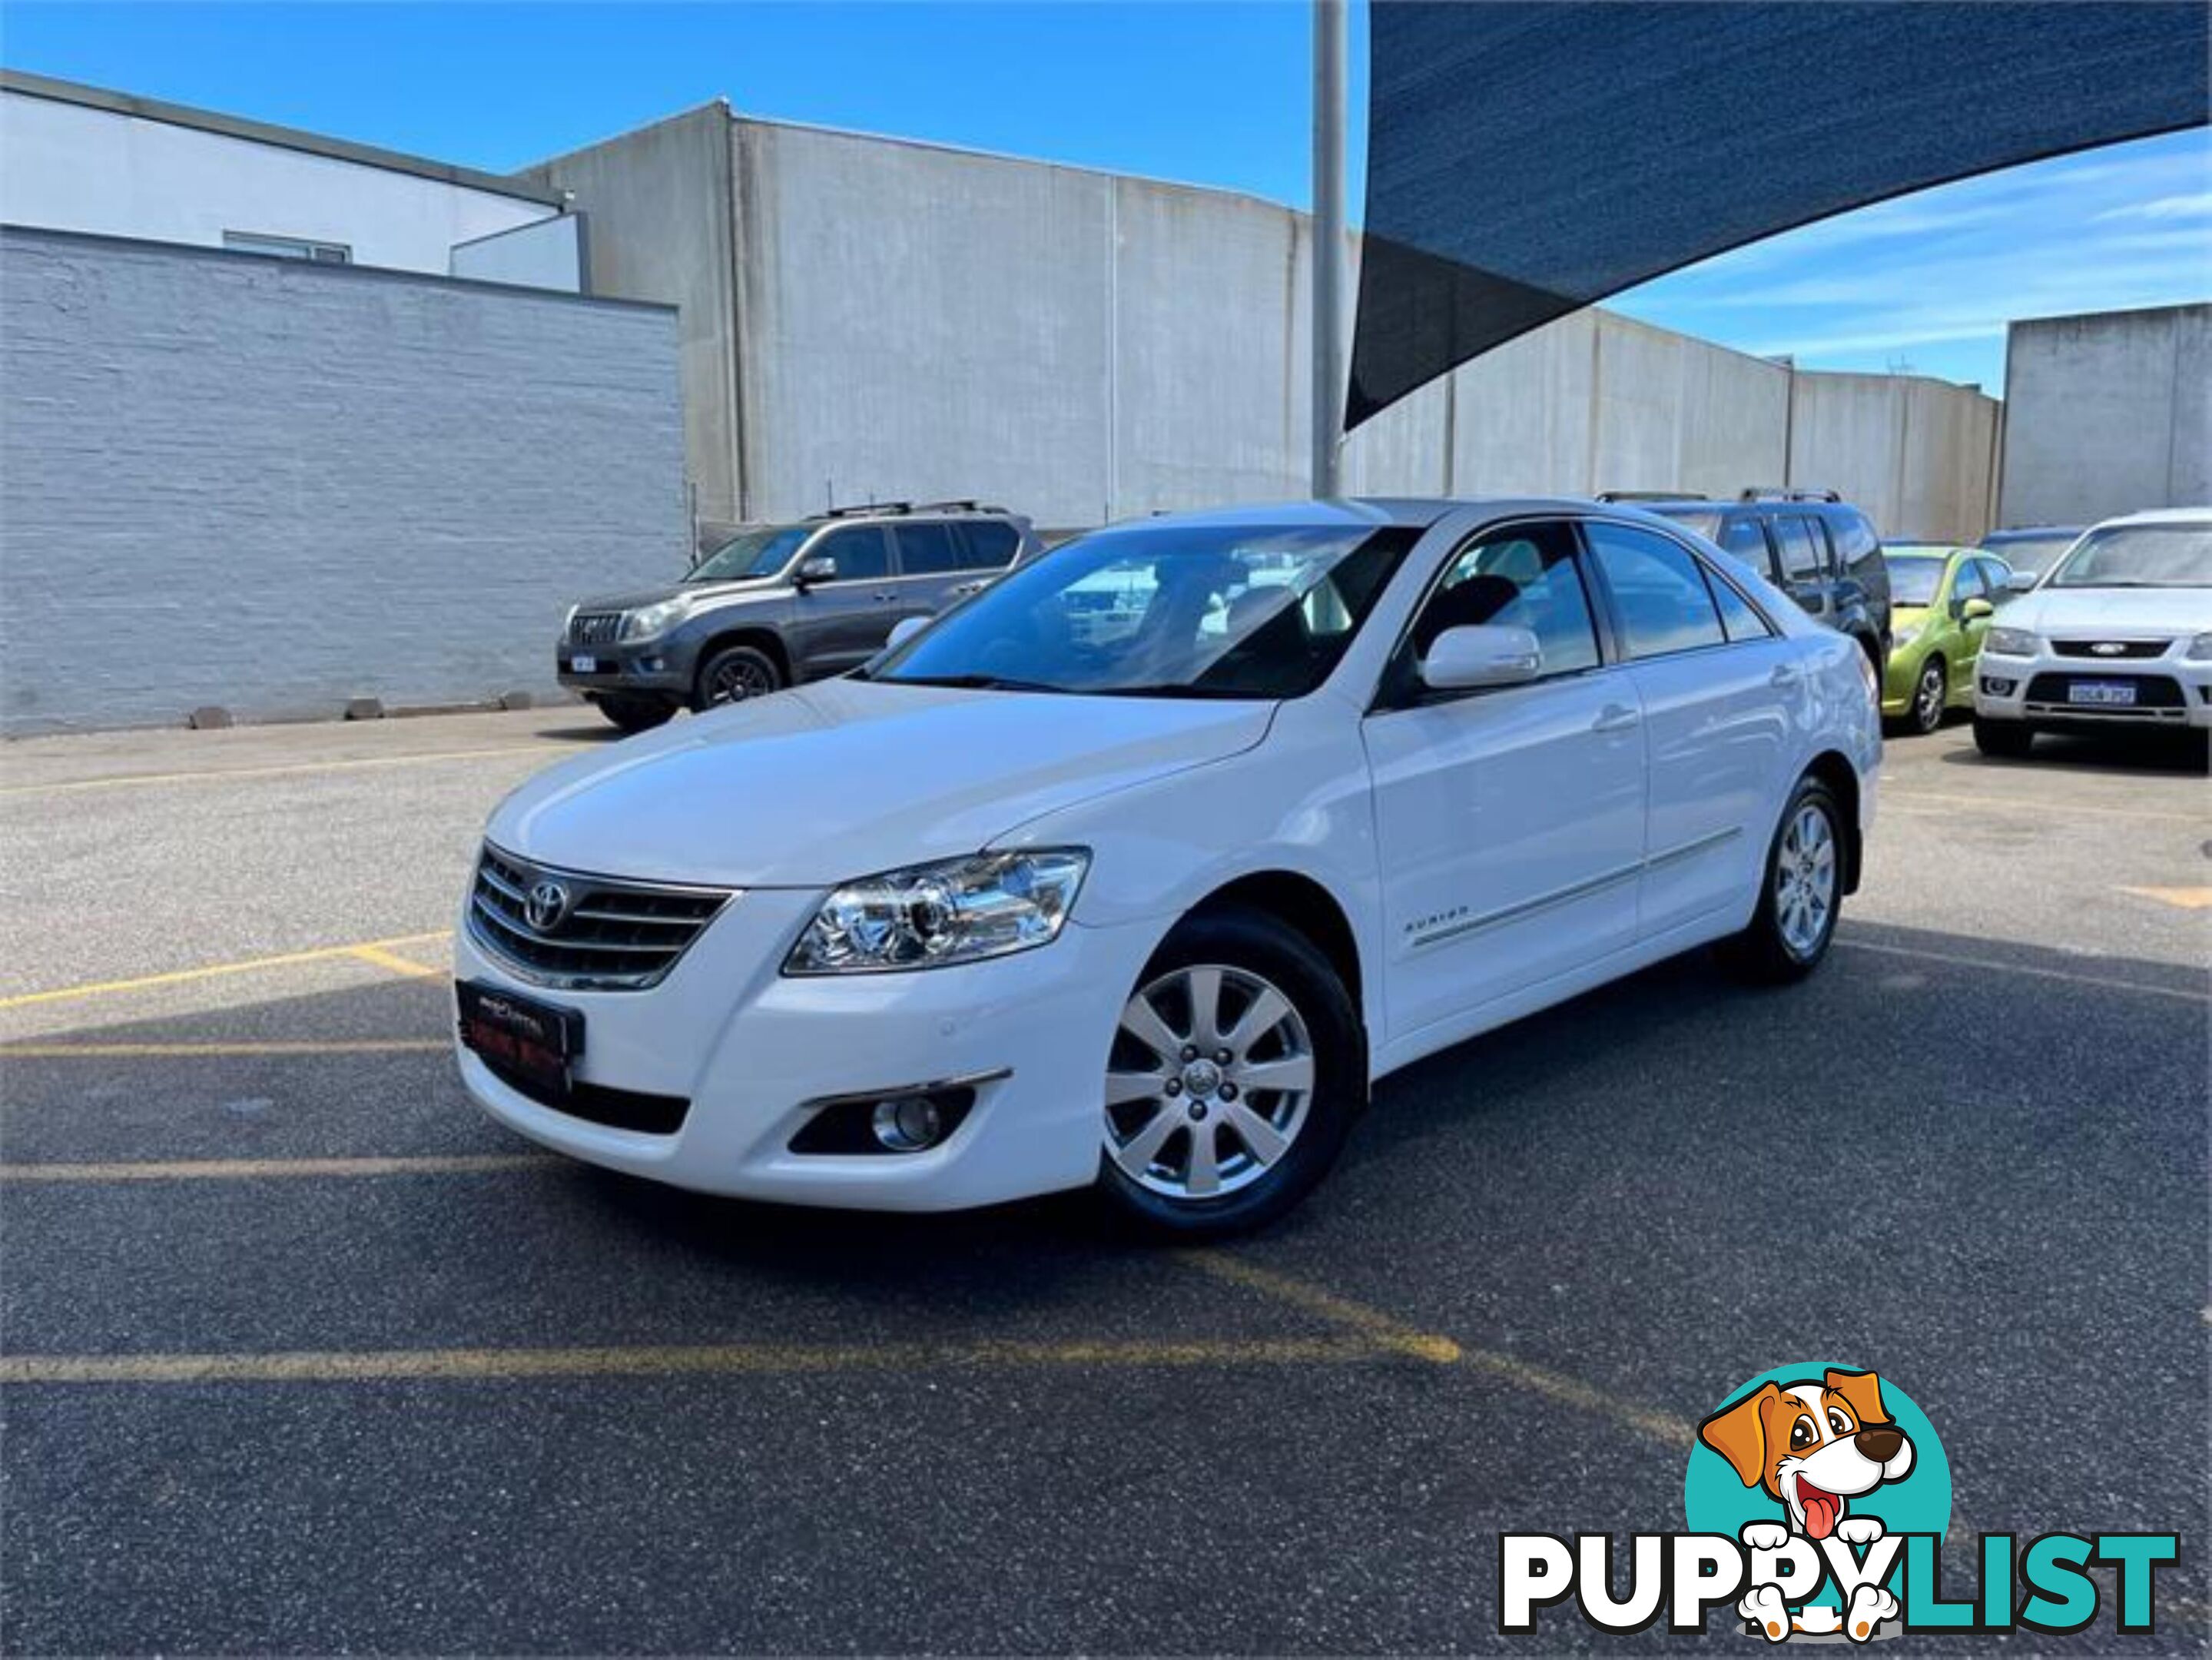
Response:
2,706,2205,1654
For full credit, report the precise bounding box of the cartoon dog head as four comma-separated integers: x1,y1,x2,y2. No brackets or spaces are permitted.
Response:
1697,1369,1914,1540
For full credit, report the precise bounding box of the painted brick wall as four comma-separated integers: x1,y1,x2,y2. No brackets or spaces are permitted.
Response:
0,227,687,734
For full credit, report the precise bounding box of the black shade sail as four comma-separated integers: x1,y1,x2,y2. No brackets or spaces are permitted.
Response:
1349,2,2210,429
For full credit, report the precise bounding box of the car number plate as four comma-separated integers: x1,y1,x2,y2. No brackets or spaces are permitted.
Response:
2068,680,2136,706
569,654,598,674
457,980,583,1095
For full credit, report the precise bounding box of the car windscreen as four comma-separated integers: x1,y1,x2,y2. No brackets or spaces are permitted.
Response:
1884,555,1947,606
689,526,811,583
870,522,1418,699
2047,524,2212,589
1982,530,2078,576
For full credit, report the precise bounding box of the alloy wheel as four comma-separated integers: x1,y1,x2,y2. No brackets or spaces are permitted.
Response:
1913,662,1945,733
1105,964,1315,1200
1774,802,1838,959
707,657,776,704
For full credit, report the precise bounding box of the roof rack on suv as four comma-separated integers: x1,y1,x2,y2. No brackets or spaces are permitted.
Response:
1595,490,1711,503
817,501,914,520
1739,487,1842,503
909,499,1011,515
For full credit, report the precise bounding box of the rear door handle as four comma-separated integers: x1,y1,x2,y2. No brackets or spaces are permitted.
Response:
1593,702,1641,733
1770,663,1801,688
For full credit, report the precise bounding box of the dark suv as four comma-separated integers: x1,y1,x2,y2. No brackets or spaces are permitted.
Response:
1602,490,1893,666
558,501,1040,732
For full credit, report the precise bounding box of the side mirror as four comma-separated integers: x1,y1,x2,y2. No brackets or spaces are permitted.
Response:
2005,569,2039,594
1420,625,1543,692
885,616,929,651
795,554,837,588
1960,596,1995,622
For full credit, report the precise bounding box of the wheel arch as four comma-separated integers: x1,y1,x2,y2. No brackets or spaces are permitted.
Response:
1179,868,1371,1087
1802,749,1864,895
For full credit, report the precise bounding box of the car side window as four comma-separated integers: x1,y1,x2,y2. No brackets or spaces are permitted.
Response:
1584,521,1728,659
1975,556,2015,599
1404,520,1601,685
815,526,890,583
1706,569,1774,643
1832,510,1882,576
1772,517,1822,583
1950,559,1986,606
1720,516,1776,580
956,521,1020,570
894,523,962,576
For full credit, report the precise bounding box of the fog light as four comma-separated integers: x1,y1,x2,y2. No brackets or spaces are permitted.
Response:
871,1094,945,1152
1982,677,2016,696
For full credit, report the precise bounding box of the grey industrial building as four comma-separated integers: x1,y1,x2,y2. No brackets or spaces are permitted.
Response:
1999,302,2209,530
523,101,2007,543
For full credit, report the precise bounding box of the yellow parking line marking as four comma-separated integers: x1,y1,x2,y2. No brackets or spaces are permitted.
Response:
349,944,443,979
2118,885,2212,910
0,1154,554,1184
1882,789,2202,825
0,1335,1404,1386
1839,938,2207,1002
0,1038,446,1059
1177,1251,1460,1363
1182,1253,1693,1443
0,931,453,1011
0,745,579,798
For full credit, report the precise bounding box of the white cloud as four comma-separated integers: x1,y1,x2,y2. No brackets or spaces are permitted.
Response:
2096,191,2212,222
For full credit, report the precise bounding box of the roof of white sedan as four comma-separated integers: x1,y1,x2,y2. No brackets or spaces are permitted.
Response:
2093,506,2212,528
1131,496,1656,532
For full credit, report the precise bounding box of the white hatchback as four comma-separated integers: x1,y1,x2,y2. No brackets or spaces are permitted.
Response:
454,500,1880,1236
1971,507,2212,757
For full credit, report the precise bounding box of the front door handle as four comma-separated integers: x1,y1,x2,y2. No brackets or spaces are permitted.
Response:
1592,702,1640,733
873,590,897,603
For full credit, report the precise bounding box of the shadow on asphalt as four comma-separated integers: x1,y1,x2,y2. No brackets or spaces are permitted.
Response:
1935,726,2210,775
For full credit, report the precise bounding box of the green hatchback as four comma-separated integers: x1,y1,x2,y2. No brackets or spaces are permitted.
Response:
1881,545,2014,735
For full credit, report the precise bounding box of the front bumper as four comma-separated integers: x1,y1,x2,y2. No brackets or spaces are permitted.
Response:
555,646,689,697
1973,649,2212,730
453,883,1161,1210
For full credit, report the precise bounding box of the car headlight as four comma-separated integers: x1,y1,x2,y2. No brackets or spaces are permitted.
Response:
2187,632,2212,661
622,599,688,641
784,849,1090,974
1985,627,2038,657
1890,626,1919,651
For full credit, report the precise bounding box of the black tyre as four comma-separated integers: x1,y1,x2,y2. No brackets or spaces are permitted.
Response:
1906,656,1947,736
1096,905,1363,1240
1972,715,2035,759
594,693,676,734
1722,774,1844,984
691,643,784,710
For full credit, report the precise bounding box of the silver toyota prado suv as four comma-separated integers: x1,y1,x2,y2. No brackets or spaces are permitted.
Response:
559,501,1040,732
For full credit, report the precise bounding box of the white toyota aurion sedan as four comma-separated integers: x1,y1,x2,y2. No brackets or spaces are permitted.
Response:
1971,506,2212,759
454,499,1880,1236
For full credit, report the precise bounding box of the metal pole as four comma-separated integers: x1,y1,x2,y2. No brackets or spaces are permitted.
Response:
1311,0,1347,498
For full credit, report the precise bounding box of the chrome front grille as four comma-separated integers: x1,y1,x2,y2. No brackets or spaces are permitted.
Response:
569,612,624,647
468,844,733,991
2051,639,2171,659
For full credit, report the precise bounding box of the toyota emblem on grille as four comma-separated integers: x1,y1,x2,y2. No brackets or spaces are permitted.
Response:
2089,641,2127,656
522,879,572,932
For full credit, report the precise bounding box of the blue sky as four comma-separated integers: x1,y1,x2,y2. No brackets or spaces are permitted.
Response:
4,2,2206,393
